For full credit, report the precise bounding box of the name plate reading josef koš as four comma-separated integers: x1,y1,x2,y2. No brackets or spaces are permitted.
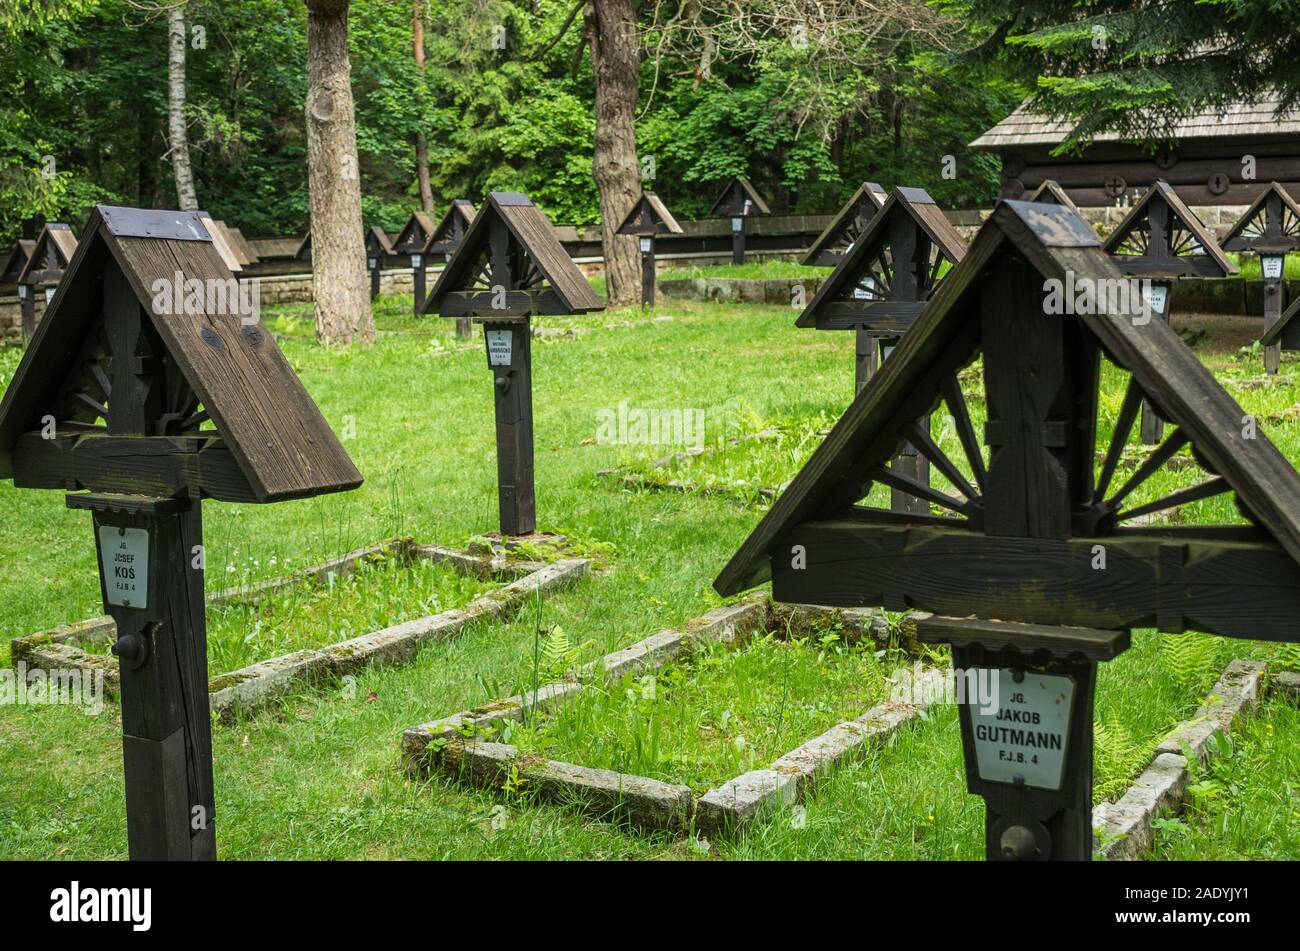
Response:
970,669,1074,791
98,526,149,609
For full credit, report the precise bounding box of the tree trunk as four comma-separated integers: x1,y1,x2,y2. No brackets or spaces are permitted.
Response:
585,0,641,308
304,0,373,345
412,3,434,213
167,3,198,211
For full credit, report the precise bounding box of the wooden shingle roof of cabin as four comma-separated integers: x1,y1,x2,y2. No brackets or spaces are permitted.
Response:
708,178,772,217
17,224,77,285
795,187,967,329
972,93,1300,149
1102,180,1236,277
1221,182,1300,252
802,182,890,266
1,239,35,284
424,192,603,314
0,205,362,503
616,191,684,236
717,199,1300,596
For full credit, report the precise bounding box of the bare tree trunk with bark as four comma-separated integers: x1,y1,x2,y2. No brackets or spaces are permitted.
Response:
304,0,373,345
412,2,434,213
167,2,198,211
585,0,641,308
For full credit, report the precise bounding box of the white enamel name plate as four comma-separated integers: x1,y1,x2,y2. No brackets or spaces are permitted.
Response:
99,526,150,609
486,329,513,366
970,668,1074,791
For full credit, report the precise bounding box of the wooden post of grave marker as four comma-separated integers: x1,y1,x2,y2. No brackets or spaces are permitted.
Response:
1223,182,1300,375
1103,181,1236,443
708,178,770,266
365,226,394,302
795,187,967,515
0,205,362,860
422,192,603,537
616,192,683,310
395,211,437,316
717,199,1300,860
16,223,77,342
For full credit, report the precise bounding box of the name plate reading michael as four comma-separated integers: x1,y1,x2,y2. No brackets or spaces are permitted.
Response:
98,526,149,609
486,329,513,366
970,669,1074,791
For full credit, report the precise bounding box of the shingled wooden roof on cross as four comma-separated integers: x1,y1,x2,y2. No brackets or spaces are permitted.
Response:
18,224,78,285
616,192,683,236
1027,179,1080,214
365,225,395,257
0,205,362,503
1222,182,1300,253
717,199,1300,644
395,211,438,253
795,187,967,330
1102,180,1235,277
1,239,34,284
424,200,477,251
802,181,890,266
422,191,603,317
708,178,771,218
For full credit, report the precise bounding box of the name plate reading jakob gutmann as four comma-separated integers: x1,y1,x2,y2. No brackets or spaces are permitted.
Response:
969,669,1074,791
98,526,149,609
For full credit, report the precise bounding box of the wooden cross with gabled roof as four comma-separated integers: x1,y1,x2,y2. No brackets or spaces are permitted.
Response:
365,225,395,301
718,198,1300,860
1102,180,1237,443
795,187,967,514
1026,179,1080,214
0,204,361,860
422,192,603,537
1222,182,1300,373
708,177,771,265
802,181,889,267
17,222,77,341
616,191,683,310
395,210,438,315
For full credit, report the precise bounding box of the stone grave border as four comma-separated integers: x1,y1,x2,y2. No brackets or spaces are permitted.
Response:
1090,658,1297,860
10,538,590,722
402,595,944,837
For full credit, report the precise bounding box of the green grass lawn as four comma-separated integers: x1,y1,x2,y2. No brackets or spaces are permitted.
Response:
73,554,499,677
502,622,903,794
0,295,1296,860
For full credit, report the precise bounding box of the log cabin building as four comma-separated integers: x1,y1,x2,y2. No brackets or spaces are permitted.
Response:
972,94,1300,207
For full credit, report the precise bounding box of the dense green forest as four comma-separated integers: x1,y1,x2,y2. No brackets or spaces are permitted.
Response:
0,0,1023,240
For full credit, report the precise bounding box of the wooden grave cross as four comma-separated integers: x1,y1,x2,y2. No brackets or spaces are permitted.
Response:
17,223,77,342
802,181,889,268
394,210,438,316
422,200,478,335
421,192,603,537
1222,182,1300,374
717,198,1300,860
615,191,683,310
795,187,968,514
1102,180,1237,443
1025,179,1080,214
365,225,395,301
708,178,771,265
0,205,362,860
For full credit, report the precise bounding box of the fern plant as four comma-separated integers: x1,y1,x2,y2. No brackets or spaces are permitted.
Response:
1093,713,1144,803
1159,632,1222,693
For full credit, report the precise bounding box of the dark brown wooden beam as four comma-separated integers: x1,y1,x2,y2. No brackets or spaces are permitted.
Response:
771,517,1300,642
